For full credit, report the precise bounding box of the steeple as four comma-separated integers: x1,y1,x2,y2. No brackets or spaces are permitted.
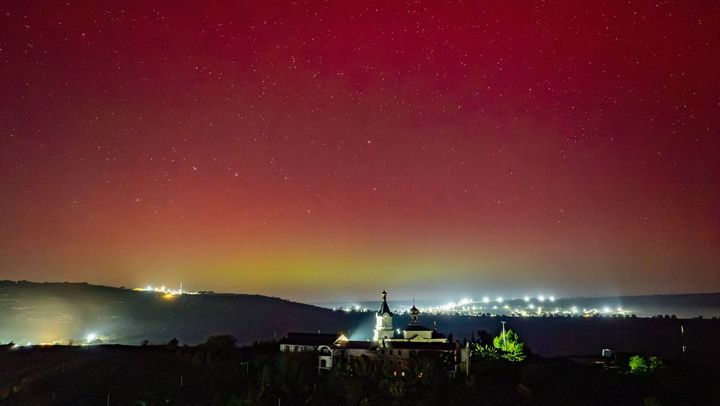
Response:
373,289,395,341
378,290,393,316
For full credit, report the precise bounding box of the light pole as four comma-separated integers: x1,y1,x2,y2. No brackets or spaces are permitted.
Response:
500,321,507,351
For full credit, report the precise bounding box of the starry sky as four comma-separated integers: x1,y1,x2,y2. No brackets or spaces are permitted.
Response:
1,1,719,302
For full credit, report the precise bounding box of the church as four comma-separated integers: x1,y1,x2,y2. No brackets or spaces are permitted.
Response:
279,290,470,376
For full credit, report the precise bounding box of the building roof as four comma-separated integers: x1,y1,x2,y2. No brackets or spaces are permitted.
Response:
337,340,379,350
279,332,343,346
377,290,394,316
382,341,458,351
404,324,432,331
378,301,393,315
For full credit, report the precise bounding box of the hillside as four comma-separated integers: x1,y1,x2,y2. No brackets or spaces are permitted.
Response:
0,281,362,345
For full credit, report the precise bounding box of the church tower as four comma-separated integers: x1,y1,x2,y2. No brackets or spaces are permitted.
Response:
373,290,394,342
409,301,420,324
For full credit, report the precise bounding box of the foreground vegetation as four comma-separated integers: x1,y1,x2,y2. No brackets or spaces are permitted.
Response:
1,335,719,406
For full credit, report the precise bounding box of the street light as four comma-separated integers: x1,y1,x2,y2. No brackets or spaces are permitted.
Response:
500,321,507,351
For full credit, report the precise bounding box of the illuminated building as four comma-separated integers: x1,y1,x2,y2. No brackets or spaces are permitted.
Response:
280,290,470,375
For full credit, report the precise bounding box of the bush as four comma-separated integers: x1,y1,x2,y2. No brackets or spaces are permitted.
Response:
471,329,527,362
628,355,664,374
470,343,501,360
492,329,526,362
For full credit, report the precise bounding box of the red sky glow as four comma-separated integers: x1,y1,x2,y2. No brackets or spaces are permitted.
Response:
1,1,719,301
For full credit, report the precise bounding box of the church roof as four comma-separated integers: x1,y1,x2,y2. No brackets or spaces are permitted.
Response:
404,324,432,331
382,341,457,351
377,290,393,316
378,300,393,315
279,332,343,346
432,331,447,339
337,340,378,350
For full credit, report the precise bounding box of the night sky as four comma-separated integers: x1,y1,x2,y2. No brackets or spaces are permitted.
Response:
1,1,719,301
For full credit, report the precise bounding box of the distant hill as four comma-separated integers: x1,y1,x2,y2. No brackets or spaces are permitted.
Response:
3,281,720,365
0,281,364,345
547,293,720,318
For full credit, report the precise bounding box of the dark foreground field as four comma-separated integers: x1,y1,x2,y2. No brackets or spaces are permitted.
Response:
1,340,719,406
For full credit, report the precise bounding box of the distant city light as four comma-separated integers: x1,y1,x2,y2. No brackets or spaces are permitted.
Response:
135,284,197,296
402,294,632,319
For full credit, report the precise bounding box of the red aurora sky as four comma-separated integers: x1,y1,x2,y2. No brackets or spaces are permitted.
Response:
1,1,719,301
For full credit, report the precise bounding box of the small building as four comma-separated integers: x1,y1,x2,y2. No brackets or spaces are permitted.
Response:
278,332,348,353
279,332,349,371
